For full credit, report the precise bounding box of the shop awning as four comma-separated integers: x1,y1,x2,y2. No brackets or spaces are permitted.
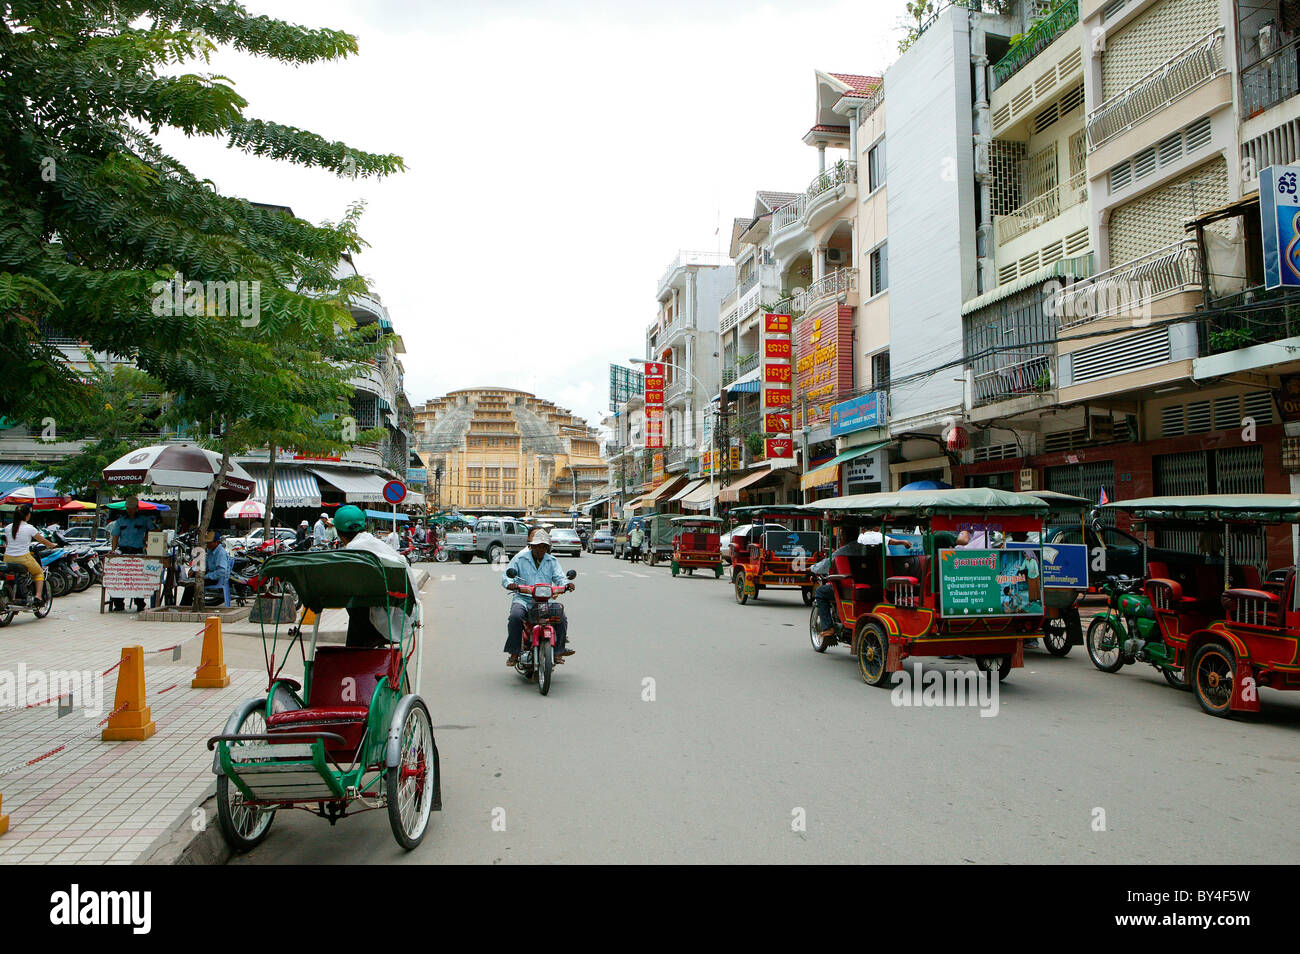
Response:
582,494,612,513
0,464,59,498
800,441,888,491
680,480,716,511
720,464,786,503
727,380,761,393
307,467,391,503
645,474,689,503
365,509,408,522
669,478,705,502
249,466,322,508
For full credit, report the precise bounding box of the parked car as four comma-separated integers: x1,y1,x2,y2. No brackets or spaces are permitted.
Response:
1043,523,1184,588
56,524,110,546
223,526,298,552
590,522,615,553
444,516,531,564
548,528,583,557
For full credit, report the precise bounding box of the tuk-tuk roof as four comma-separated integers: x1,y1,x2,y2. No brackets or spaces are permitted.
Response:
802,487,1050,517
1104,494,1300,524
1024,490,1092,512
728,505,813,519
670,515,723,525
261,549,416,613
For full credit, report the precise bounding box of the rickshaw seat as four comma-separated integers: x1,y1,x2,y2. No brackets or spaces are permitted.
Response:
1194,565,1225,602
1239,565,1263,589
307,647,399,708
1145,578,1195,610
1221,587,1280,626
265,705,370,754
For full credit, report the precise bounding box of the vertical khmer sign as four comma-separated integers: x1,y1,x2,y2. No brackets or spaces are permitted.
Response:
643,361,665,448
762,314,793,459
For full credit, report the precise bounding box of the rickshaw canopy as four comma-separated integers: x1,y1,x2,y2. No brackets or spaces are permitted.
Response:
260,550,416,613
670,515,723,526
727,505,815,521
801,487,1051,518
1024,490,1092,513
1104,494,1300,525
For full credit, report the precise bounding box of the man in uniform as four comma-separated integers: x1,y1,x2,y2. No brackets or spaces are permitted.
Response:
108,495,157,612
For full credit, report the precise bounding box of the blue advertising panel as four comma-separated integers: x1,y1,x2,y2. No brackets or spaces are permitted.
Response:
1008,541,1087,589
1261,165,1300,289
829,391,887,437
407,467,428,484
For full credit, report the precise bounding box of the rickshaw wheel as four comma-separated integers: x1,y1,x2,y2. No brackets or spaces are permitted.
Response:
801,587,813,606
387,699,435,849
216,708,276,852
734,570,749,605
856,620,891,686
808,606,830,653
1191,643,1236,718
975,655,1012,681
1044,608,1079,657
1085,616,1125,673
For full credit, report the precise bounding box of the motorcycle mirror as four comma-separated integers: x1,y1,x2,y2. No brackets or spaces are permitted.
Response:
566,569,577,580
505,567,518,579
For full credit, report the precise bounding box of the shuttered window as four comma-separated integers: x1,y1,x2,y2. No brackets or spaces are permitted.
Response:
1106,157,1228,265
1101,0,1218,100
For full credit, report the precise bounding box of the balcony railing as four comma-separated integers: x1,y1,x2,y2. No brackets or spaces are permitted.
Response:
991,0,1079,88
1085,28,1225,150
665,377,689,403
1241,36,1300,119
771,161,858,234
737,352,760,377
773,195,807,232
1057,239,1201,329
738,270,759,296
805,267,858,305
995,171,1087,245
973,352,1054,406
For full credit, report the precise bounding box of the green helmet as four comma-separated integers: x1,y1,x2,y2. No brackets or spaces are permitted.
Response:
334,504,366,533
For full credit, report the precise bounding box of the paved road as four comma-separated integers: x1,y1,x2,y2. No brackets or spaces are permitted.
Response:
233,553,1300,864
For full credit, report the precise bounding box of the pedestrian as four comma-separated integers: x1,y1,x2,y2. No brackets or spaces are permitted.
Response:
312,512,329,547
628,523,644,563
295,519,310,550
325,516,339,546
108,495,156,612
384,524,401,550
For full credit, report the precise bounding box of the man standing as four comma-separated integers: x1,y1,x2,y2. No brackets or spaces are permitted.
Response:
204,531,232,606
628,523,644,563
108,495,155,612
312,512,329,547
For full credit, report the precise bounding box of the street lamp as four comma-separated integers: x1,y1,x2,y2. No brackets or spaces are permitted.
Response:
630,357,717,516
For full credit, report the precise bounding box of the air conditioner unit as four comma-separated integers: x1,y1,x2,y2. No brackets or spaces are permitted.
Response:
825,248,847,265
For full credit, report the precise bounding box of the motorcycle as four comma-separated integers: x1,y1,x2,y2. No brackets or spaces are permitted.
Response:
31,545,74,599
0,560,54,625
1085,575,1188,689
505,566,577,696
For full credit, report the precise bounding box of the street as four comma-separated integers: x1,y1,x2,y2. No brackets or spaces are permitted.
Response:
233,554,1300,865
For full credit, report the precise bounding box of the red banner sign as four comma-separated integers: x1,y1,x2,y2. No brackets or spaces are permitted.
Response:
765,388,792,408
765,438,794,459
763,364,791,383
765,313,791,334
643,362,665,378
644,389,664,404
765,412,792,432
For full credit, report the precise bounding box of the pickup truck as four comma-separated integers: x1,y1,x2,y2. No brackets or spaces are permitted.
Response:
444,517,531,564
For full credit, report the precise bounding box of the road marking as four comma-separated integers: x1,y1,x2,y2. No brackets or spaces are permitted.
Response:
625,571,650,578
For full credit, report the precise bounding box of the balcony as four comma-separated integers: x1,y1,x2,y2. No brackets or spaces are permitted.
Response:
991,0,1078,88
1057,239,1200,329
1241,37,1300,119
973,352,1054,406
771,161,857,235
665,376,689,405
995,171,1086,245
722,352,759,387
721,307,740,335
738,270,759,296
805,268,858,306
1085,28,1226,150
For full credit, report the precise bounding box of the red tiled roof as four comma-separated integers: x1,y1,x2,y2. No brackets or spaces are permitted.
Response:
807,124,850,134
829,72,882,94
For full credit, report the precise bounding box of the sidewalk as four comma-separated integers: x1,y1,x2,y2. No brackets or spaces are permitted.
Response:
0,568,429,864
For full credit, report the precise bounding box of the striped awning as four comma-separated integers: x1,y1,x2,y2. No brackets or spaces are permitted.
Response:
0,464,58,498
800,441,888,491
308,466,391,503
248,467,322,508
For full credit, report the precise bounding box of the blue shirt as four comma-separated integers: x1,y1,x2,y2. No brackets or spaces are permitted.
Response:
502,549,568,608
111,512,155,549
205,544,231,580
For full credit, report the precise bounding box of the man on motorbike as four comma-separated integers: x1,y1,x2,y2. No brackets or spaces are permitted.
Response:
503,528,575,667
4,503,56,605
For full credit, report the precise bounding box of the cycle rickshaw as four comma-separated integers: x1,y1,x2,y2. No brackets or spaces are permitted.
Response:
207,549,440,851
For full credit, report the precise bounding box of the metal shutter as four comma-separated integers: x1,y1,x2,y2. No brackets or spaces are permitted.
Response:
1215,445,1266,567
1045,461,1117,523
1106,157,1228,265
1101,0,1218,100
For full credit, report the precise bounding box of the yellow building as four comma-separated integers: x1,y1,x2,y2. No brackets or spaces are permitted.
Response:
412,388,606,515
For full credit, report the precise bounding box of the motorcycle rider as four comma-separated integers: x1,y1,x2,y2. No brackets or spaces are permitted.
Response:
4,503,56,605
503,528,575,667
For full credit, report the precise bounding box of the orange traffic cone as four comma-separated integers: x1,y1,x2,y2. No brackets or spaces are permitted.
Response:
102,646,157,741
0,793,10,836
192,615,231,688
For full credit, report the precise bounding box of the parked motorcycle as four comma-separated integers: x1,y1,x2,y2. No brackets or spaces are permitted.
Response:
1085,575,1188,689
0,560,54,625
31,545,75,599
505,566,577,696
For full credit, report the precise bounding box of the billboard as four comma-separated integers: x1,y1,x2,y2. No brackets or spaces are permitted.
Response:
794,304,854,426
644,361,665,448
1261,165,1300,289
829,391,887,437
762,313,794,460
609,363,645,411
938,548,1044,617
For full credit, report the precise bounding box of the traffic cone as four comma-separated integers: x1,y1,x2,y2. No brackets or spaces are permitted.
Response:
0,793,9,836
192,615,231,688
301,608,318,626
102,646,156,741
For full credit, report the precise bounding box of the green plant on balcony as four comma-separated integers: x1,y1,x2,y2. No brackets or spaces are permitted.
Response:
993,0,1079,84
744,432,767,458
1033,368,1052,391
1208,326,1258,352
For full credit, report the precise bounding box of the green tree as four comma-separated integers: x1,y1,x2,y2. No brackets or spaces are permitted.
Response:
898,0,936,53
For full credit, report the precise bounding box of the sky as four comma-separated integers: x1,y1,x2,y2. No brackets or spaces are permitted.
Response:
159,0,906,433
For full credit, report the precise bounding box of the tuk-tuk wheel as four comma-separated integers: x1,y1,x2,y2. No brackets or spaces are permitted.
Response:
1161,666,1189,690
734,570,749,605
1044,607,1080,657
387,698,436,849
975,654,1012,681
216,708,276,852
809,606,830,653
856,620,891,686
1191,643,1236,717
1085,616,1125,673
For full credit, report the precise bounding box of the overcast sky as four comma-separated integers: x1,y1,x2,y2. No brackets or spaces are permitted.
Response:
161,0,904,432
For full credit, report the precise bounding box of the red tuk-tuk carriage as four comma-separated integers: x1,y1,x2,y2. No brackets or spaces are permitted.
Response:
728,505,825,606
1103,494,1300,718
803,488,1052,684
670,516,724,577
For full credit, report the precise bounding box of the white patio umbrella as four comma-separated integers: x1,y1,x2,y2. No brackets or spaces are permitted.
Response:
101,444,255,497
224,498,267,519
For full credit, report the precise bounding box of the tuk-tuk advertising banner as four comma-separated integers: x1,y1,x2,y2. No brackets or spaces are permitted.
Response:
937,548,1043,617
761,529,821,558
1008,542,1087,588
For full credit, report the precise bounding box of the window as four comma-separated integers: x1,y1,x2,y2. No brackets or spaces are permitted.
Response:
871,350,891,390
867,141,885,192
870,243,888,296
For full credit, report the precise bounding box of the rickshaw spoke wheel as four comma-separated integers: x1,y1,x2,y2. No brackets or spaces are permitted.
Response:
1085,617,1125,673
809,605,830,653
387,699,434,849
216,708,275,852
1044,608,1079,658
1192,644,1235,718
857,621,890,687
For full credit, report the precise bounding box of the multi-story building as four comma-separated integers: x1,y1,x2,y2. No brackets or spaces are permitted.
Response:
412,388,604,517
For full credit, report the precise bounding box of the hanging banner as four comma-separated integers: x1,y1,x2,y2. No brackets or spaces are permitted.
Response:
765,437,794,459
794,304,854,427
765,412,792,432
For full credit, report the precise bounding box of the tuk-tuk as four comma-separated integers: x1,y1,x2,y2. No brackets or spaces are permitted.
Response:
1101,494,1300,718
670,516,724,577
1024,489,1093,657
802,488,1051,685
729,505,825,606
642,513,678,567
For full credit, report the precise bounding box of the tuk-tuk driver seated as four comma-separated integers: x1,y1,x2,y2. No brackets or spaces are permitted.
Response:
503,528,576,667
